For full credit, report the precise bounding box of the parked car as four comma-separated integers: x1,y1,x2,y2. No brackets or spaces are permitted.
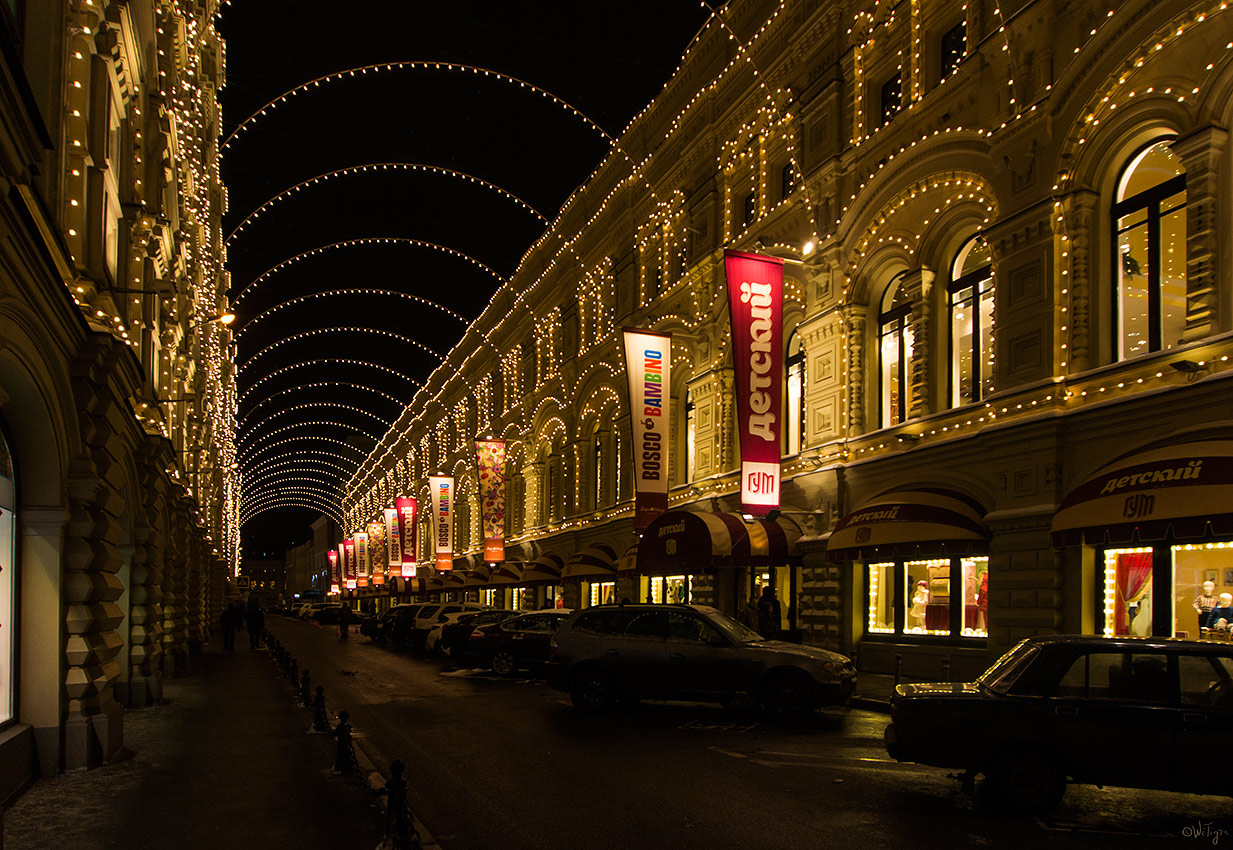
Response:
297,602,333,620
310,604,353,625
883,634,1233,810
544,603,856,715
363,603,426,646
428,609,516,656
460,610,574,676
407,602,489,650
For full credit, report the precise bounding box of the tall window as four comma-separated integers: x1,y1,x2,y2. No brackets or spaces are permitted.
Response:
941,21,966,78
780,163,796,201
742,191,757,226
949,236,994,406
880,73,903,126
879,273,914,428
592,428,606,509
685,387,696,482
1113,140,1187,359
786,332,805,454
0,426,14,725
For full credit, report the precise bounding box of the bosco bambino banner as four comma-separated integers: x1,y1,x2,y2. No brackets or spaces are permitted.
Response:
395,496,417,577
476,440,506,562
384,508,402,572
342,539,357,590
328,549,340,594
622,328,671,531
354,531,369,587
724,250,784,515
366,520,386,586
428,475,454,570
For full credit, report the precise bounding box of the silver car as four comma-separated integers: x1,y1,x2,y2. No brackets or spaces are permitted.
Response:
544,603,856,715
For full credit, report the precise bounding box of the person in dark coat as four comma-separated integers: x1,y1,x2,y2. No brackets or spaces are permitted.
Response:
756,585,782,640
220,603,238,650
246,599,265,649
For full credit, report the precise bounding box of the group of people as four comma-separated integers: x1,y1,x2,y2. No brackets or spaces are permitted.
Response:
737,584,783,640
219,598,265,650
1193,580,1233,634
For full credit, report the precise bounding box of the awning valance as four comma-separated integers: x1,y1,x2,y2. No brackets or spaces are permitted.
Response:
562,543,619,580
637,511,801,575
826,489,989,562
1052,438,1233,546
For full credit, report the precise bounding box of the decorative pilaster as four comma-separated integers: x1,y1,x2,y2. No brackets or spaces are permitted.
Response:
844,305,867,435
1171,125,1228,343
1055,190,1097,372
902,269,935,418
126,444,168,706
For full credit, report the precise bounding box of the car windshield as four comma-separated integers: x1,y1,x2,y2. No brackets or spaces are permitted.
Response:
977,640,1041,694
700,608,763,644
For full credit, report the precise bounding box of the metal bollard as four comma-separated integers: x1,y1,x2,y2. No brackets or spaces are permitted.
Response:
288,657,299,686
893,653,903,686
300,669,312,706
332,709,359,775
312,686,330,732
380,759,420,850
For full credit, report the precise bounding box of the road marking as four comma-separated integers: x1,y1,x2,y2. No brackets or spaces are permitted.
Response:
708,746,748,759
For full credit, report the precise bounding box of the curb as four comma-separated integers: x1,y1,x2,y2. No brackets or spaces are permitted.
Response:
850,695,891,714
352,729,442,850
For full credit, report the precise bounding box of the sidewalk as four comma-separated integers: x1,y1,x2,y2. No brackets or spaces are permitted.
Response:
3,640,389,850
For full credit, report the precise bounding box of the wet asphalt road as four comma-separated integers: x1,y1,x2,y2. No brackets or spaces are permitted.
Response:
268,617,1231,850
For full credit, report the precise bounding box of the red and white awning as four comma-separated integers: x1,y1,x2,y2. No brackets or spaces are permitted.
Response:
637,511,800,575
826,489,989,561
1052,438,1233,546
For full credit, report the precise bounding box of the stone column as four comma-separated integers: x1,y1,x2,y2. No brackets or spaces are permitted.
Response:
1055,190,1097,372
126,444,167,706
161,497,192,676
1171,125,1228,343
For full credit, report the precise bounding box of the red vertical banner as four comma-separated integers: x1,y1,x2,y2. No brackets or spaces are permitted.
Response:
366,520,386,586
725,250,784,515
622,328,672,531
328,549,340,594
342,539,357,590
476,440,506,562
395,496,417,577
429,475,454,570
384,508,401,572
354,531,369,587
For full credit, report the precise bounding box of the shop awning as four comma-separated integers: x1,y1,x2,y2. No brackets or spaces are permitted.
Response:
1052,438,1233,546
637,511,802,575
562,543,619,580
826,489,989,562
461,566,492,588
519,552,564,584
425,572,465,594
616,542,639,577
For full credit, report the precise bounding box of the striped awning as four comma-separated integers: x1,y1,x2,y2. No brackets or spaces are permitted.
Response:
425,572,465,594
562,543,619,580
826,489,989,562
1052,438,1233,546
637,511,801,575
615,541,639,577
462,566,492,588
519,552,564,584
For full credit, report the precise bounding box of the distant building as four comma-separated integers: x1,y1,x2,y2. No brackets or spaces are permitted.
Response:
342,0,1233,682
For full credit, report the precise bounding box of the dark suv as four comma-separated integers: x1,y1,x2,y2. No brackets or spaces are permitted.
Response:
544,603,856,715
884,635,1233,809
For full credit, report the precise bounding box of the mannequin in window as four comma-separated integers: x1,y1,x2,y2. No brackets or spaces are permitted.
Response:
909,581,929,631
1210,593,1233,633
976,571,988,629
1195,580,1219,633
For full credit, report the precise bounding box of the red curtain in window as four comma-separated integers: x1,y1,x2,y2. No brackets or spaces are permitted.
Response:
1115,551,1154,634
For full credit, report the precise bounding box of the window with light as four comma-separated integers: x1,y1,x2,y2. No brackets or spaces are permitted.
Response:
940,21,965,78
879,273,914,428
786,332,805,454
949,236,994,406
685,387,696,483
880,73,903,125
0,427,14,725
1113,140,1187,359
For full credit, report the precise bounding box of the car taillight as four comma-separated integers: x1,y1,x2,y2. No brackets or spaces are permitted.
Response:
469,629,486,640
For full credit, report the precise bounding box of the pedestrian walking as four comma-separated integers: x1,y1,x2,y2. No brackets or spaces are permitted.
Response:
246,598,265,649
737,592,760,631
220,603,238,650
756,584,781,640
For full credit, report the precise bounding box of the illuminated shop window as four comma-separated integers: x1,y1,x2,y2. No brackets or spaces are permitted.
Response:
867,563,895,634
786,331,805,455
590,581,615,607
1103,547,1155,637
0,427,13,725
940,21,966,78
1113,140,1187,359
949,236,994,406
879,273,914,428
647,575,692,604
880,73,903,126
1174,542,1233,638
685,387,696,482
864,556,987,639
482,588,496,607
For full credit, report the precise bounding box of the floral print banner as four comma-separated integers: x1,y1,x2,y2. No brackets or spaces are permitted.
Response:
476,440,506,562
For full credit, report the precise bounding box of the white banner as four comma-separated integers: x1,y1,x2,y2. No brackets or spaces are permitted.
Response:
354,532,369,586
384,508,402,568
429,475,454,570
622,328,671,531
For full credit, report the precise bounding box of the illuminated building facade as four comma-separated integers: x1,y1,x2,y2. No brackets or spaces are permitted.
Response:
341,0,1233,682
0,0,234,793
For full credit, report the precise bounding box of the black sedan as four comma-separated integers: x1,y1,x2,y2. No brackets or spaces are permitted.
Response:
438,609,518,658
361,603,425,646
884,634,1233,810
458,610,573,676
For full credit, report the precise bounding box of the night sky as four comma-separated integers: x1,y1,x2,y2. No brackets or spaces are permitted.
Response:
219,1,710,559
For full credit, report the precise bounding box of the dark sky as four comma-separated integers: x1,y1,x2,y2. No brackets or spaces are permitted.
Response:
219,1,711,559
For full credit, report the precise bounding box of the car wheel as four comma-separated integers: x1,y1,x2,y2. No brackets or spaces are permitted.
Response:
490,648,518,677
570,668,615,711
987,751,1066,812
760,674,812,718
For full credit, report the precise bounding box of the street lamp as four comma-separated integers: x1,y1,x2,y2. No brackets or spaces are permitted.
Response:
186,311,236,332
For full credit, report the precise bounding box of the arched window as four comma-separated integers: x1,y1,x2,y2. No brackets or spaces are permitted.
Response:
785,331,806,454
879,272,914,428
0,425,14,725
1113,140,1187,359
685,387,696,482
592,427,606,510
949,236,994,406
545,451,561,523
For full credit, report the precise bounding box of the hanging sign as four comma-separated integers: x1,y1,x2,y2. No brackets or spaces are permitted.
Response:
395,496,417,577
725,249,784,514
328,549,340,594
476,439,506,562
366,520,386,586
354,531,369,587
622,328,672,530
384,508,402,572
429,475,454,570
342,539,357,590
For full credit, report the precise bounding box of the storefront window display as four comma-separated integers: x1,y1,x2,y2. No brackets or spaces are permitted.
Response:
1174,543,1233,637
1101,542,1232,639
864,556,988,639
482,588,498,607
646,575,691,604
0,428,14,725
1103,547,1155,637
589,581,615,607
